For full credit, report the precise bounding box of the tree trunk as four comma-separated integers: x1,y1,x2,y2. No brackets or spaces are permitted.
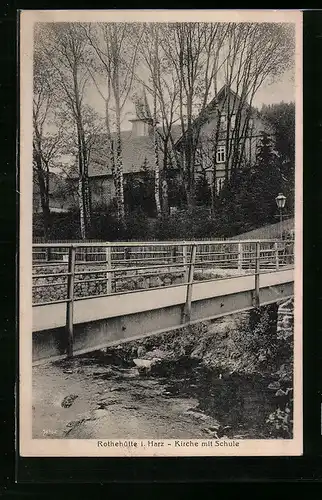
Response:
105,100,117,207
112,44,125,227
161,178,169,215
185,91,195,208
78,177,86,239
154,133,162,218
34,150,51,239
152,99,161,218
115,118,125,225
76,126,88,239
152,26,162,218
72,54,91,238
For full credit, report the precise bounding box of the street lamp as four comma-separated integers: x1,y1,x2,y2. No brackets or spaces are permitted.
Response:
275,192,286,239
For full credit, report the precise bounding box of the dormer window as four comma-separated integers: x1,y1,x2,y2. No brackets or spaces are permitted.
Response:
216,145,226,164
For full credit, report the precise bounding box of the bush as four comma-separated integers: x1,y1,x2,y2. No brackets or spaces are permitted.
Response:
156,207,220,240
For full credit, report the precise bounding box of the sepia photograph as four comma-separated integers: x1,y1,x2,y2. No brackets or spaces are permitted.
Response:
19,9,302,457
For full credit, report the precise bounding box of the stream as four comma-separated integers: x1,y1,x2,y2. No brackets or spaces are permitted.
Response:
32,349,278,440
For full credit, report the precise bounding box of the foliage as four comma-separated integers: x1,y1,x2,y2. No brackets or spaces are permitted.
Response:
156,207,219,240
209,304,294,438
195,173,212,207
261,101,295,217
213,132,286,237
124,161,156,217
166,168,187,209
266,405,293,439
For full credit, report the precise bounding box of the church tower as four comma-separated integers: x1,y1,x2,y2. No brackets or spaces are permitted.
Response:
129,88,153,137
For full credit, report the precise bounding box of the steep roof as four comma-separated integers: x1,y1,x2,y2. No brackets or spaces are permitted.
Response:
175,84,275,146
68,85,273,179
69,124,183,178
89,130,154,177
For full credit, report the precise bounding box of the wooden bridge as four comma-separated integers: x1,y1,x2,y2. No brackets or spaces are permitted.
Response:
32,239,294,364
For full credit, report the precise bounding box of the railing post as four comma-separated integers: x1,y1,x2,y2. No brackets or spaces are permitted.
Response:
237,242,242,272
125,247,131,261
275,241,280,271
66,246,76,358
172,246,177,264
182,244,189,282
182,244,197,324
253,241,260,308
106,244,112,294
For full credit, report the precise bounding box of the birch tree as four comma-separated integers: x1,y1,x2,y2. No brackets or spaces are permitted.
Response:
82,22,144,227
182,22,294,210
152,22,230,207
35,22,93,239
133,24,185,213
151,25,162,218
133,25,167,216
219,22,294,180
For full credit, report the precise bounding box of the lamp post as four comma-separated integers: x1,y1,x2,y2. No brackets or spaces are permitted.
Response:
275,192,286,239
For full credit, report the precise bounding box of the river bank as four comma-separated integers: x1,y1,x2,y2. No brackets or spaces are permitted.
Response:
32,306,293,440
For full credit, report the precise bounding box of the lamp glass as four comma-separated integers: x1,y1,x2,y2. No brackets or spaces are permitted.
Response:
275,193,286,209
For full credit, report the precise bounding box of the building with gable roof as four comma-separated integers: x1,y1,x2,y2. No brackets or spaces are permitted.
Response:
34,85,275,217
175,84,275,194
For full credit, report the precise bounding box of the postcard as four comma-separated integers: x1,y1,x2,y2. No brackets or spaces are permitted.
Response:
19,9,302,457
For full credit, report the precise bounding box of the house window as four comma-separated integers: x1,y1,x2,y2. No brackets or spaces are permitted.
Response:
230,114,236,130
216,145,226,164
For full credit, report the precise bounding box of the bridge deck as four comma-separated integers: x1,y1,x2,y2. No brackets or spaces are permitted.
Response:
32,268,293,364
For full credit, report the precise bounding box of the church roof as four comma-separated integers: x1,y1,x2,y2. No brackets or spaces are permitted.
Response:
68,124,182,178
68,84,272,179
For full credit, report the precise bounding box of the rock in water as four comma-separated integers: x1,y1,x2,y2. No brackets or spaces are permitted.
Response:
61,394,78,408
133,358,156,370
143,349,168,360
133,357,163,376
137,346,147,358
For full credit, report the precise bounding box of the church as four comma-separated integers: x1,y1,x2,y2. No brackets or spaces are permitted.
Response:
85,84,275,208
33,85,275,216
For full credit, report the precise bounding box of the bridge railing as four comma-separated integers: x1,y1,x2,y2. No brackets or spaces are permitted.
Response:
32,239,294,305
32,239,294,356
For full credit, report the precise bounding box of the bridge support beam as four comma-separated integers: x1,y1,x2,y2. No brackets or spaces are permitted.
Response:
32,276,294,365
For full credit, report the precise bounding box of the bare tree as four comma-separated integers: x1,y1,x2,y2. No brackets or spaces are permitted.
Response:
151,25,162,218
151,22,230,207
196,22,294,210
35,22,93,239
133,25,165,216
82,22,144,226
33,47,65,238
133,24,184,213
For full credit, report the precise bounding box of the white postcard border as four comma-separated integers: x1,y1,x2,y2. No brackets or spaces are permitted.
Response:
19,9,303,457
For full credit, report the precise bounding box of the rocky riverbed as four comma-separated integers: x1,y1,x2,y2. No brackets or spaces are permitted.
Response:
33,351,275,440
33,310,292,440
